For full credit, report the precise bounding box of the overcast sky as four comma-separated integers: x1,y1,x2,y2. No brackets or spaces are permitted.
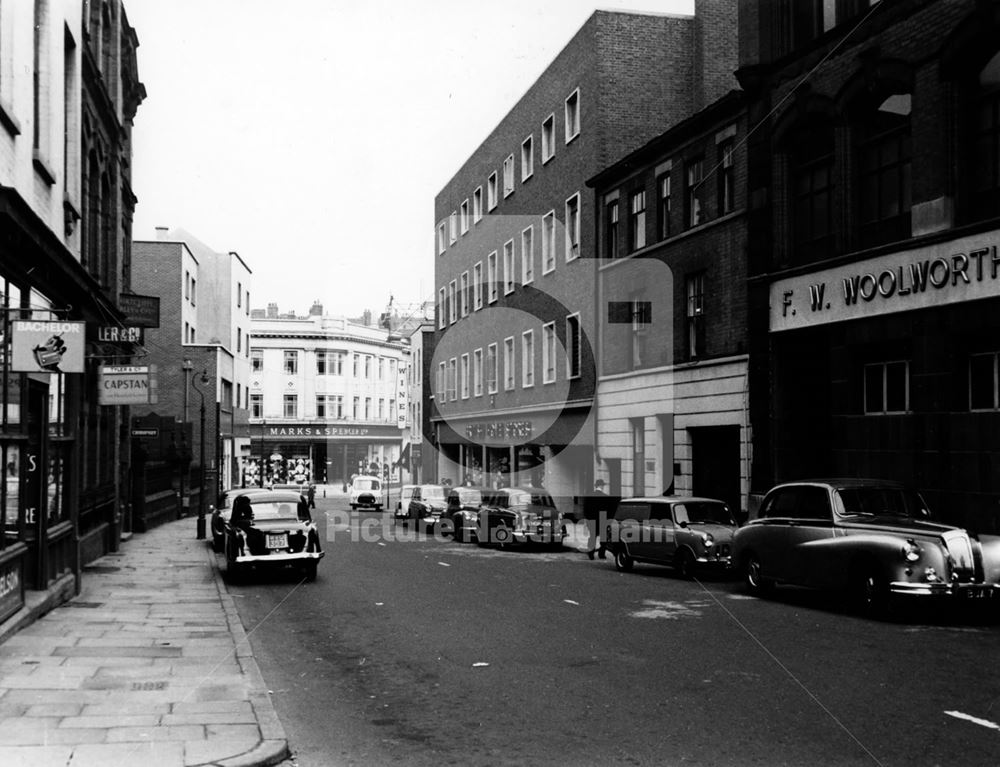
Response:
125,0,694,319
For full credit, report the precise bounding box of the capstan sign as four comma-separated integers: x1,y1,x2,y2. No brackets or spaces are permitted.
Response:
770,233,1000,332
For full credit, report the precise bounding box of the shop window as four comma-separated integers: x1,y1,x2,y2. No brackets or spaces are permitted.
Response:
864,361,909,414
283,350,298,375
970,352,999,410
856,93,912,249
790,120,835,261
629,189,646,252
605,198,619,258
685,273,705,360
969,52,1000,222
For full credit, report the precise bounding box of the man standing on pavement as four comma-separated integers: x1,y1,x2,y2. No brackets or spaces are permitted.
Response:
307,483,317,510
584,479,610,560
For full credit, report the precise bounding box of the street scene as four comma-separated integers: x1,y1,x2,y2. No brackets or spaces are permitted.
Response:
2,0,1000,765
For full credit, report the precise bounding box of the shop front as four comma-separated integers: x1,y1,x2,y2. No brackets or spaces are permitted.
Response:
768,229,1000,533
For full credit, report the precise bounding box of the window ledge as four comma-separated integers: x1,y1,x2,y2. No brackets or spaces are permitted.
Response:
0,97,20,138
33,150,56,186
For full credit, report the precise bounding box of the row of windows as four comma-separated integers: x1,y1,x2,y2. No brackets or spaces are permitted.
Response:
603,135,735,259
435,315,582,402
250,393,398,421
862,353,1000,415
251,349,399,379
436,194,581,330
437,87,581,255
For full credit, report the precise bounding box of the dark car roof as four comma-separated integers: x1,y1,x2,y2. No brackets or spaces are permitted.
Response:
620,495,729,505
777,479,907,491
489,486,549,495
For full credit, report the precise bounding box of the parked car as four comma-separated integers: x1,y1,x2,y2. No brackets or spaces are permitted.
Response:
477,487,566,548
210,487,270,552
223,490,324,581
607,496,737,577
731,479,1000,614
350,475,382,510
443,486,486,542
407,484,448,530
395,484,417,522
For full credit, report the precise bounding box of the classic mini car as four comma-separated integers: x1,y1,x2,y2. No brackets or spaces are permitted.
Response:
477,487,566,548
394,484,417,521
407,484,448,530
210,487,270,552
443,486,486,542
731,479,1000,614
607,496,737,577
349,475,382,510
224,490,324,581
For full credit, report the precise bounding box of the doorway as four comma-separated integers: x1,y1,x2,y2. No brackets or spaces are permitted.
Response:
689,426,741,518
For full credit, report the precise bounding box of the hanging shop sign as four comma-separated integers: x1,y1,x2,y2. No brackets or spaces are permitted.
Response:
99,366,157,405
118,293,161,328
770,235,1000,332
10,321,85,373
0,557,23,624
262,422,403,439
95,325,144,344
396,364,408,429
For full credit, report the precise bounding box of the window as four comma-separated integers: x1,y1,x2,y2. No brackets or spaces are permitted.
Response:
447,358,457,401
542,114,555,162
970,53,1000,221
791,120,835,260
521,135,534,181
522,330,535,388
631,418,645,496
437,361,447,401
251,349,263,372
316,395,329,417
657,173,672,240
686,272,705,360
365,355,372,378
353,354,360,377
237,328,242,353
565,193,581,261
246,291,250,315
365,397,372,420
449,280,457,324
460,199,470,234
565,88,580,142
474,348,483,396
449,211,458,244
190,279,196,306
542,323,556,384
316,350,328,375
718,140,735,215
378,398,385,420
333,395,344,418
686,158,704,228
605,198,619,258
473,186,483,222
487,172,498,210
970,352,1000,410
438,287,447,329
629,190,646,252
503,240,515,295
378,357,385,380
250,394,262,419
504,337,515,391
857,93,912,248
864,361,909,414
437,222,446,254
283,394,298,418
503,154,515,197
487,343,498,394
460,354,470,399
631,295,651,368
566,314,581,379
521,226,534,284
460,271,470,316
185,271,190,300
473,262,483,310
237,282,242,307
284,350,298,375
487,252,498,303
542,211,556,274
331,353,344,375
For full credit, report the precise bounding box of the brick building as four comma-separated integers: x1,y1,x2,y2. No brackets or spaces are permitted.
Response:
589,89,749,516
430,3,738,514
739,0,1000,529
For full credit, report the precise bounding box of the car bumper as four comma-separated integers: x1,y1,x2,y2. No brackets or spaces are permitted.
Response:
694,555,733,569
510,526,566,544
234,551,325,564
889,581,998,599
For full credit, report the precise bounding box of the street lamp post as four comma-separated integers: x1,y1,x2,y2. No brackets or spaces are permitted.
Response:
191,369,209,540
181,359,193,517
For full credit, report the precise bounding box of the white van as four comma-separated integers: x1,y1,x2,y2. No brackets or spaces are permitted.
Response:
349,475,382,510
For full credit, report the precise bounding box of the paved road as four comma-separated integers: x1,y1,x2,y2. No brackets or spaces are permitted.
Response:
228,498,1000,767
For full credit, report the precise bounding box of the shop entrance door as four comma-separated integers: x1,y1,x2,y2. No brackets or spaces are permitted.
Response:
690,426,740,518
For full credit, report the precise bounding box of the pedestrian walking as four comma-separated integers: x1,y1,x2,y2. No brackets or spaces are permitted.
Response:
307,483,317,509
584,479,610,560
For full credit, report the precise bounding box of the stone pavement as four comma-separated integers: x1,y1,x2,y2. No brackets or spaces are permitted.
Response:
0,519,290,767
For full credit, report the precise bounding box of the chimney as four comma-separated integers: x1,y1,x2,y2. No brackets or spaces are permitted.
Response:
155,226,169,241
309,300,323,316
267,302,279,318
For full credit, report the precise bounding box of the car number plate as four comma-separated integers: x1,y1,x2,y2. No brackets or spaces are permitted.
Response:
266,533,288,549
961,586,993,599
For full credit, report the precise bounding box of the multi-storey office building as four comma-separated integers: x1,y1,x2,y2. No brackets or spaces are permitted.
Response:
739,0,1000,530
431,3,738,512
131,228,252,525
249,312,408,488
589,89,749,517
0,0,143,613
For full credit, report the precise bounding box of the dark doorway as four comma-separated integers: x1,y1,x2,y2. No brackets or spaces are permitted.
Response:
689,426,741,519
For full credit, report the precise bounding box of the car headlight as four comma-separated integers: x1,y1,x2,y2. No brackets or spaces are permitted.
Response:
901,539,921,563
701,532,714,548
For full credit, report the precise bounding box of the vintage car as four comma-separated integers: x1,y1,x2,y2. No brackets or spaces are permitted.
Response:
210,487,270,552
407,484,448,530
443,486,486,542
732,479,1000,614
477,487,566,548
607,496,737,577
394,484,417,521
349,475,382,510
224,490,324,581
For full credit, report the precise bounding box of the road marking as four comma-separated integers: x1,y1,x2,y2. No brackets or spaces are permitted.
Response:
378,542,386,547
563,599,579,605
375,602,384,606
438,561,451,567
472,662,489,668
630,599,703,620
945,711,1000,731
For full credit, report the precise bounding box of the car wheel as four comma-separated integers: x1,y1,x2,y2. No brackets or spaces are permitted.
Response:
744,553,773,596
493,525,512,549
675,549,695,580
614,545,634,572
852,562,889,617
303,560,318,582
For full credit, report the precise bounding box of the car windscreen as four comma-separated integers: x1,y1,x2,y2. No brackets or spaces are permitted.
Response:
423,487,446,501
354,479,379,491
505,491,554,508
249,501,303,521
675,501,735,526
835,487,932,519
454,489,481,504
